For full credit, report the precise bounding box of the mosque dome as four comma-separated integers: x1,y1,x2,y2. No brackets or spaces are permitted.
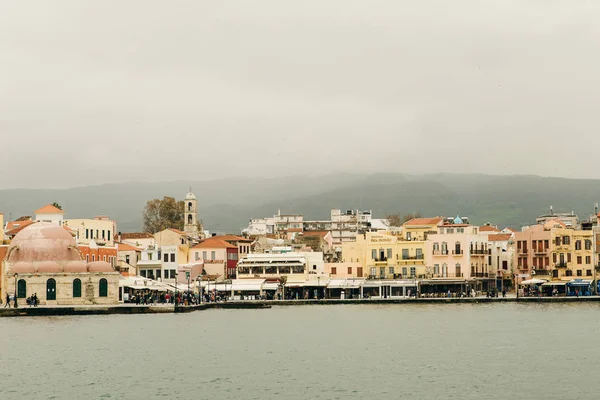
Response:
453,215,464,224
87,261,114,273
64,261,88,273
11,262,36,274
185,192,196,200
37,261,63,273
7,222,81,263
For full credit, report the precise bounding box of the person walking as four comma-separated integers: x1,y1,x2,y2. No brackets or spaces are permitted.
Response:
4,293,10,308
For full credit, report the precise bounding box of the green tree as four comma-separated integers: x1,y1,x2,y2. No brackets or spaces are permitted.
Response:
52,202,62,210
142,196,184,233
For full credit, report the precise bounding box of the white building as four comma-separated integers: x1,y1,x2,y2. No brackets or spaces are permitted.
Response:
237,251,326,279
244,217,275,236
34,204,65,226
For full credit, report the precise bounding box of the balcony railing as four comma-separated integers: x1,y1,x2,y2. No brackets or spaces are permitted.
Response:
401,255,425,260
433,250,449,256
452,250,463,255
518,248,528,254
471,272,491,278
534,248,547,254
470,249,490,255
555,262,567,268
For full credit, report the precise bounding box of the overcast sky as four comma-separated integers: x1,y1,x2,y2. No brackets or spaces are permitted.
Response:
1,1,599,189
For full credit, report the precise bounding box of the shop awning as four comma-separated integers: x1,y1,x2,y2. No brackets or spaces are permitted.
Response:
262,282,280,290
304,279,329,287
520,278,547,285
541,281,568,287
327,279,347,289
285,278,307,288
231,279,265,292
567,279,592,286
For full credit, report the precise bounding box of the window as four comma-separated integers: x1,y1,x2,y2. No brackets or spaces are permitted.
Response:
563,236,570,245
140,270,147,278
555,237,561,245
188,202,193,211
170,270,176,279
434,264,440,275
457,228,464,233
410,267,416,278
575,240,581,250
406,232,412,241
402,267,407,276
17,279,27,298
348,267,352,274
553,253,557,263
188,215,193,224
402,249,409,260
441,242,448,254
447,228,454,234
455,263,461,277
566,270,573,276
92,255,96,262
567,253,572,263
379,267,385,278
202,251,207,260
576,270,582,277
577,256,582,265
389,267,394,275
416,248,423,259
211,251,216,260
585,240,592,250
433,243,439,252
331,267,337,275
170,253,175,262
387,248,392,259
73,279,82,298
586,256,591,264
545,257,549,266
148,253,153,261
195,252,200,261
370,267,376,277
586,269,593,277
102,230,105,240
108,231,111,242
163,253,168,262
96,230,99,239
99,278,108,297
125,255,130,264
86,255,90,263
46,278,56,301
371,249,377,260
103,255,106,261
357,267,363,277
85,229,89,239
544,240,549,249
156,269,161,279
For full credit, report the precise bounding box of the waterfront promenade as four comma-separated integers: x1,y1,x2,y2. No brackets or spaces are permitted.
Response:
2,294,600,317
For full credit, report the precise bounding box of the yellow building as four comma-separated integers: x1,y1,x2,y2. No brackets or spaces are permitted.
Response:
154,228,191,265
550,227,594,280
64,216,117,246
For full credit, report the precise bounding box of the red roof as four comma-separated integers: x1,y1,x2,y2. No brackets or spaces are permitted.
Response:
34,204,65,214
192,237,237,249
480,226,501,232
5,220,36,236
118,243,141,252
219,234,252,242
404,217,442,226
301,231,330,239
488,234,512,242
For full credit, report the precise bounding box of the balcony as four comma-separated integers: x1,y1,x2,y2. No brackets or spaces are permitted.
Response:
433,250,449,256
517,248,528,255
471,272,491,278
533,269,551,275
470,249,490,255
374,257,388,265
452,250,464,255
555,262,567,268
401,255,425,260
534,248,547,255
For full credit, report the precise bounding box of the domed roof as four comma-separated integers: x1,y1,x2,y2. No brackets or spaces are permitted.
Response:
37,261,63,273
87,261,114,273
7,222,81,263
185,192,196,200
11,262,36,274
64,261,88,273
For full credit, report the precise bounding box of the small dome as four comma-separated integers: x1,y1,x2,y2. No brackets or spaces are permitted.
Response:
185,192,196,200
11,262,36,274
453,215,463,224
64,261,88,273
37,261,63,273
8,222,81,263
87,261,114,273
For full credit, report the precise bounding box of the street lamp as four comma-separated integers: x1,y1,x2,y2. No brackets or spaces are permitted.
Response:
13,273,18,308
197,275,203,304
317,276,320,300
174,271,178,309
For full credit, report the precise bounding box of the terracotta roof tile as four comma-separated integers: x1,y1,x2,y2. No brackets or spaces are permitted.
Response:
219,234,252,242
5,220,36,236
488,233,512,242
404,217,442,226
192,237,237,249
300,231,330,239
118,243,142,252
34,204,65,214
480,226,501,232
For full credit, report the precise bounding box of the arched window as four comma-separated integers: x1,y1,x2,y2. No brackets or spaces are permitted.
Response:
17,279,27,298
99,278,108,297
73,279,82,298
188,202,193,211
187,214,193,224
46,278,57,301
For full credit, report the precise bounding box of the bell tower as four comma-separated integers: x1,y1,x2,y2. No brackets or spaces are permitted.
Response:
184,188,199,239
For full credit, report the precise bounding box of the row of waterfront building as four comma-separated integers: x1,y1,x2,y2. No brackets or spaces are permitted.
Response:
1,191,600,305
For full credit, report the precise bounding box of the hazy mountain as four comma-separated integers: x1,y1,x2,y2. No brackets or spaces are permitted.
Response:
1,173,598,233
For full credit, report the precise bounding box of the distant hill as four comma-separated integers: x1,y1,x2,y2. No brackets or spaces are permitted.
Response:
1,173,599,233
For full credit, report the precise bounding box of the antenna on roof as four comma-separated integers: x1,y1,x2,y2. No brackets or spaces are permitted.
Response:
595,202,598,215
550,205,553,215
